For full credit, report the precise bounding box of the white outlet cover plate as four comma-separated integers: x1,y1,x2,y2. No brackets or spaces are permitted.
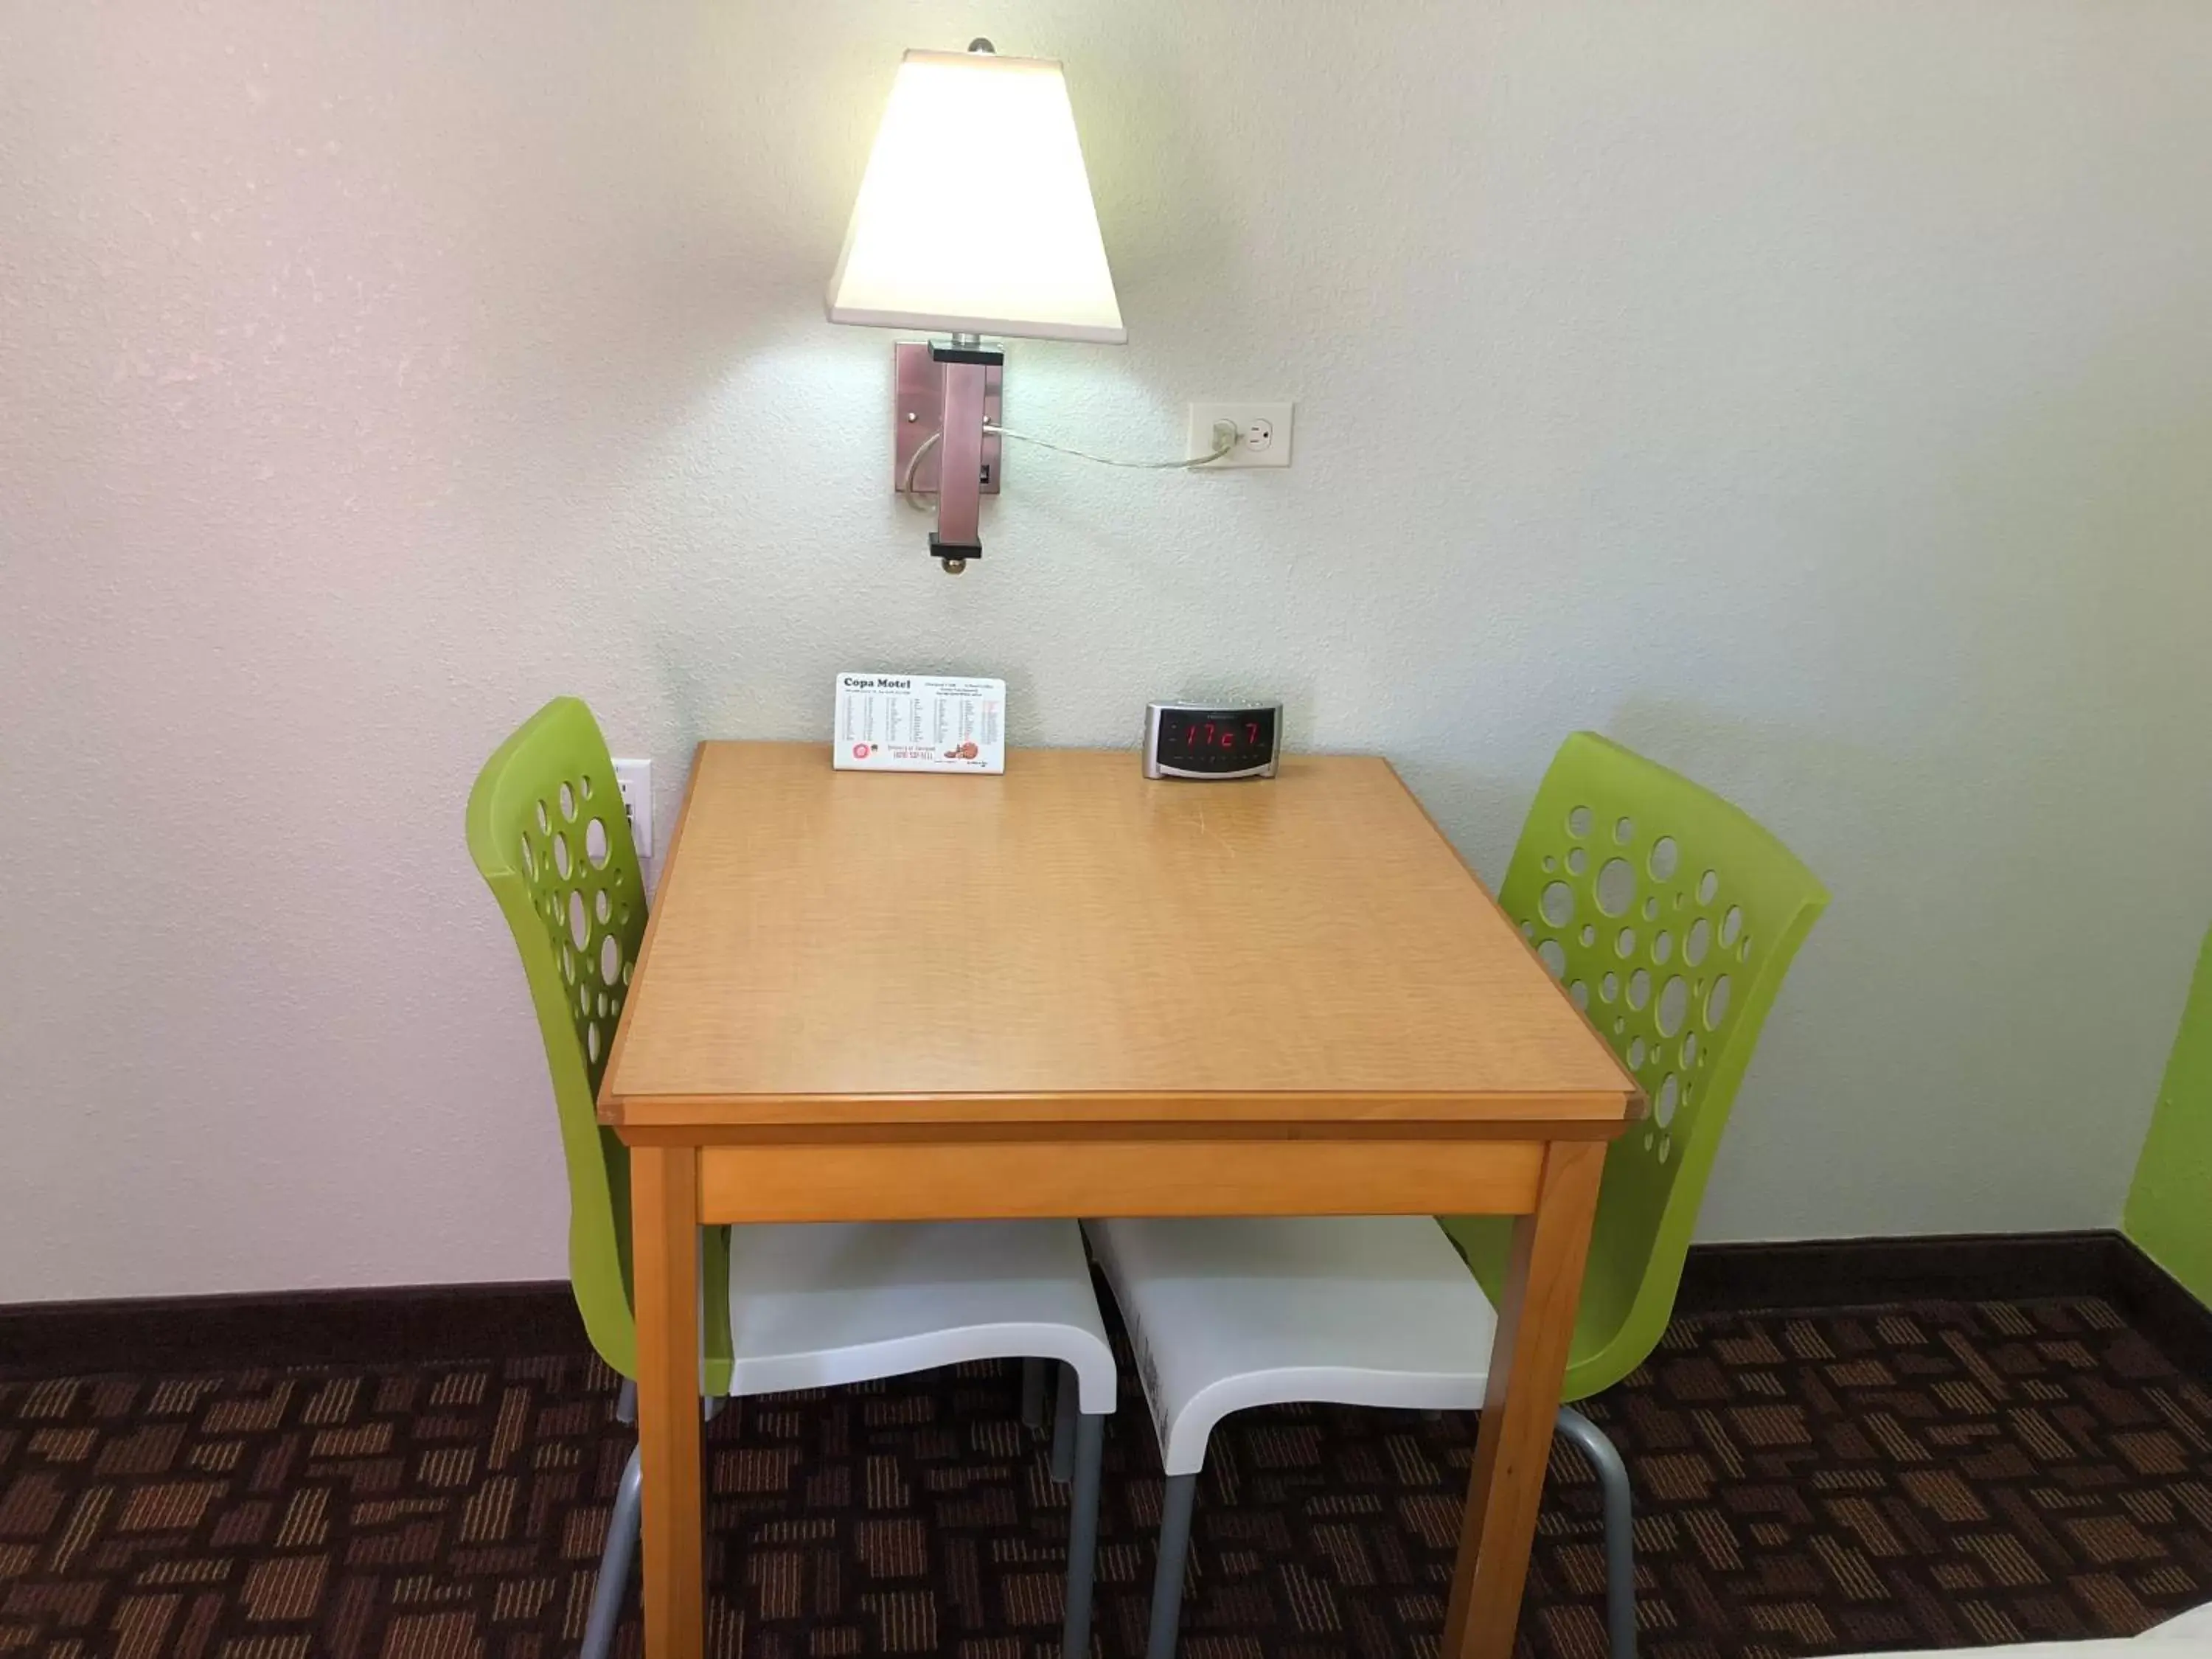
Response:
612,758,653,860
1188,401,1294,468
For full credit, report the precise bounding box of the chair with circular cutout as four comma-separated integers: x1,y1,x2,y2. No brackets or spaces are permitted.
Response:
1088,731,1827,1659
467,697,1116,1659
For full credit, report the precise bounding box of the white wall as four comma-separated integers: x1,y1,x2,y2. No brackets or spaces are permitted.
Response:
4,1,2209,1302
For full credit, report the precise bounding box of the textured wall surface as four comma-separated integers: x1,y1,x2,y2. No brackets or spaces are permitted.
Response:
4,1,2210,1301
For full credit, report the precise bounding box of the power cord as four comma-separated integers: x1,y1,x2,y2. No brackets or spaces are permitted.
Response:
900,420,1238,512
989,422,1238,470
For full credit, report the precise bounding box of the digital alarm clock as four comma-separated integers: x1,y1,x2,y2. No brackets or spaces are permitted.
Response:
1143,702,1282,780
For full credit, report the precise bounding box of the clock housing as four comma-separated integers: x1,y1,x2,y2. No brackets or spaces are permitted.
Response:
1143,702,1282,780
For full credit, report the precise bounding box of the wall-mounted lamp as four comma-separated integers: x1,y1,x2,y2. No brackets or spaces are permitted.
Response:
827,41,1124,572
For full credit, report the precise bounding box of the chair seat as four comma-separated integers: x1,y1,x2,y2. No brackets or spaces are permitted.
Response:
1084,1216,1499,1474
724,1220,1117,1411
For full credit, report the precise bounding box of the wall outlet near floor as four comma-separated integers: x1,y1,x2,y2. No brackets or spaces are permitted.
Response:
1188,401,1294,468
612,759,653,859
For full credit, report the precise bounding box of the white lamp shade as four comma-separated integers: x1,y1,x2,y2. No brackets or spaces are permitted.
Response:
827,49,1126,345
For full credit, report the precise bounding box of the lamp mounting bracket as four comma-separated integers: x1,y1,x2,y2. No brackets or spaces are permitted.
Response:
894,340,1003,502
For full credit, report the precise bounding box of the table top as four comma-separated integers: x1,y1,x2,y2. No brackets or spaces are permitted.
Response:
600,744,1638,1130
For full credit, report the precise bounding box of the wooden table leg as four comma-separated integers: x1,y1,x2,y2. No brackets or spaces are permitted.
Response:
633,1145,704,1659
1444,1138,1607,1659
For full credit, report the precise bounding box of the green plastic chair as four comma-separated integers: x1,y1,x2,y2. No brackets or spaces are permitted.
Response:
1088,733,1826,1659
1441,731,1829,1657
465,696,737,1396
468,698,1116,1659
467,698,734,1659
2124,924,2212,1306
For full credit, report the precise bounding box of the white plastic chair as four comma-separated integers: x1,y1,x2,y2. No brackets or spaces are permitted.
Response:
1086,1214,1517,1659
1084,734,1840,1659
467,701,1119,1659
587,1219,1118,1659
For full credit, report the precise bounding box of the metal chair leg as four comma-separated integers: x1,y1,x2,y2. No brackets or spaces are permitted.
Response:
1554,1405,1636,1659
580,1441,644,1659
1061,1412,1107,1659
1022,1357,1048,1432
1144,1472,1200,1659
1050,1362,1078,1484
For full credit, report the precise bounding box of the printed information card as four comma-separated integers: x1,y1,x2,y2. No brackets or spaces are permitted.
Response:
832,672,1006,774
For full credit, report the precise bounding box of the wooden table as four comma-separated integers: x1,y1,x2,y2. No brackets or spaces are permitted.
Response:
599,742,1638,1659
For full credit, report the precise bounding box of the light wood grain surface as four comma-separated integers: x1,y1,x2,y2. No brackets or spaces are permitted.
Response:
630,1146,703,1656
1445,1138,1608,1659
695,1138,1548,1224
601,743,1635,1124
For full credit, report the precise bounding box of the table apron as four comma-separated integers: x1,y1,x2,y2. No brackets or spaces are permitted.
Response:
688,1135,1548,1223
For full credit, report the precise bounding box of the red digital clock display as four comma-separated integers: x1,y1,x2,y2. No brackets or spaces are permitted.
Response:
1171,716,1264,754
1152,706,1279,776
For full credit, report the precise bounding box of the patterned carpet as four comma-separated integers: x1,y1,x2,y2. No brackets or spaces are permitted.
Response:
3,1295,2209,1659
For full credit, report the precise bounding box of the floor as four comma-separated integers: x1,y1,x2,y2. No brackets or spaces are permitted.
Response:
2,1295,2208,1659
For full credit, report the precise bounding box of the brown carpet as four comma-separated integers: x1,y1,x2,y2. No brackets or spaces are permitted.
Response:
2,1295,2208,1658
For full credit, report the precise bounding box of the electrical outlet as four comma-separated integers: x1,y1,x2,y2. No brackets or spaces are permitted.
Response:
1187,401,1294,468
613,758,653,860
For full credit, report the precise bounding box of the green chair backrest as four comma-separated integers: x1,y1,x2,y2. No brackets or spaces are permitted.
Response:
1441,733,1828,1399
2123,925,2212,1307
466,697,731,1388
